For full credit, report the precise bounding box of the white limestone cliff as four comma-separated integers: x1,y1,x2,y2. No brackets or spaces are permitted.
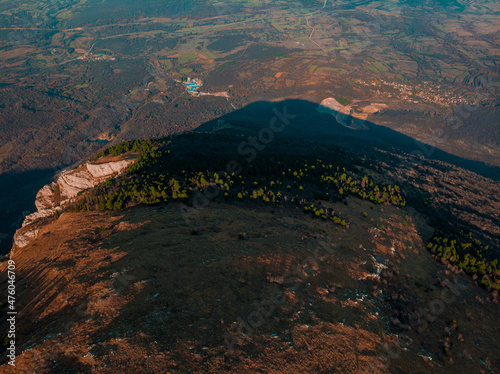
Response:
13,158,135,249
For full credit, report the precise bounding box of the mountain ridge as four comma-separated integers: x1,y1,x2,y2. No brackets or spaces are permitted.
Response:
1,101,499,373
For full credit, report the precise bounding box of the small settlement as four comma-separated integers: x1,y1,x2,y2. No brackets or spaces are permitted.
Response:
179,77,229,98
77,52,116,62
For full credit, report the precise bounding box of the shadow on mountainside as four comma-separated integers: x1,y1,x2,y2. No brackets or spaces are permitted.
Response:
0,169,55,255
194,99,500,181
2,99,499,255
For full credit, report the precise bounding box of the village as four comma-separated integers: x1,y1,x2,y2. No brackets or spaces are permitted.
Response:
76,51,116,62
356,79,469,107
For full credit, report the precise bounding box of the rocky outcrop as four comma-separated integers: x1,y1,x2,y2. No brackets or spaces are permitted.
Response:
22,207,62,228
13,157,136,249
13,228,40,249
35,184,57,211
317,97,388,130
35,159,134,211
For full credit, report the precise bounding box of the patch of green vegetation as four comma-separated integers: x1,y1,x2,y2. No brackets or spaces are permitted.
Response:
56,10,73,20
90,139,165,161
372,61,387,72
163,59,173,71
202,50,216,59
335,97,351,105
217,60,235,69
253,51,288,60
177,52,197,65
427,233,499,292
435,24,447,33
308,65,317,74
72,135,406,215
179,68,193,75
95,48,113,54
303,203,346,226
271,22,284,32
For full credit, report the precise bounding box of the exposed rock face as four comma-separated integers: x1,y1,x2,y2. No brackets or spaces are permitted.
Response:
318,98,347,114
13,228,40,249
35,184,57,211
35,159,134,211
22,207,61,228
14,158,135,249
317,97,388,130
